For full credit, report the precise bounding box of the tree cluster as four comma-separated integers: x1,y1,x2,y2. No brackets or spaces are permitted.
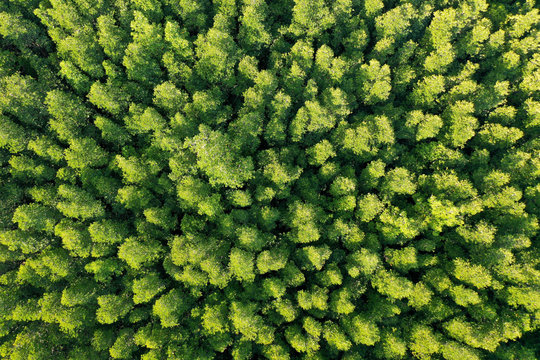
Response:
0,0,539,359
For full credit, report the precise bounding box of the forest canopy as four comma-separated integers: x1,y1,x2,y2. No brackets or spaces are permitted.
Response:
0,0,539,359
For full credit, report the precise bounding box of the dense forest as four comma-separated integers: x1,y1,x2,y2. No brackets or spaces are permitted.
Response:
0,0,539,358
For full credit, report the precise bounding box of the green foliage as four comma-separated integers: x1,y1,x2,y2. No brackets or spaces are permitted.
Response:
87,81,130,116
65,138,109,169
96,294,133,324
188,125,254,188
357,60,392,105
0,116,29,153
12,203,60,233
357,193,384,222
57,185,105,220
0,74,46,125
153,289,189,327
118,238,163,270
229,247,255,282
132,273,167,304
55,219,92,258
0,0,538,359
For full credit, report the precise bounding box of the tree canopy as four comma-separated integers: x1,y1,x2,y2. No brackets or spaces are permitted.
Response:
0,0,539,359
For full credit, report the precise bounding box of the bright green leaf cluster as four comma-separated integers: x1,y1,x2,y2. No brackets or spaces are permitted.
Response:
0,0,539,359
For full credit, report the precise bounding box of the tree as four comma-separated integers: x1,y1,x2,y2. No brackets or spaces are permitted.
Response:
153,81,187,115
0,116,29,154
346,248,381,278
424,43,455,73
187,125,254,188
259,148,303,190
55,219,92,258
59,60,92,94
357,60,392,105
122,11,164,85
360,160,386,190
9,155,55,183
296,245,332,271
12,203,60,233
239,0,271,53
290,39,314,74
117,237,163,270
443,101,478,148
229,247,255,282
109,328,137,359
166,0,209,31
0,74,46,126
0,11,50,51
194,28,238,86
117,185,156,211
183,87,231,126
85,258,124,282
153,289,189,327
65,137,109,169
144,207,177,230
61,278,98,307
381,167,416,196
290,100,335,141
229,301,264,341
323,321,352,351
235,225,267,252
202,301,229,335
57,184,105,220
96,14,129,62
57,26,105,78
287,201,322,244
94,116,131,145
371,269,413,300
265,90,292,145
475,123,523,150
289,0,335,38
306,140,336,166
452,259,492,289
314,46,347,87
115,154,161,184
384,246,418,273
28,136,64,163
96,294,133,324
132,272,167,304
176,176,222,217
284,324,319,353
410,75,446,108
342,315,380,346
404,110,443,141
356,194,384,222
257,247,289,274
87,81,130,116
